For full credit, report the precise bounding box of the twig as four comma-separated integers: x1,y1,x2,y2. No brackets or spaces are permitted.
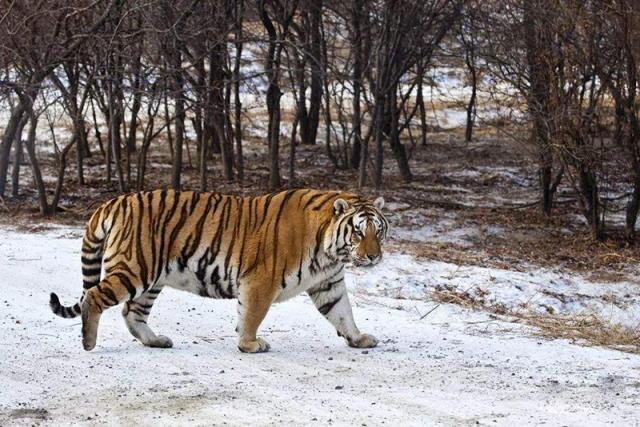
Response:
420,303,441,320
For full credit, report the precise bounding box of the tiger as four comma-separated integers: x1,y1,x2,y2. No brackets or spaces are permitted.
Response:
49,189,389,353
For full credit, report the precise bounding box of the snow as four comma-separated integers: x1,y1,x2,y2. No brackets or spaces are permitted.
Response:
390,220,505,248
353,251,640,328
1,227,639,426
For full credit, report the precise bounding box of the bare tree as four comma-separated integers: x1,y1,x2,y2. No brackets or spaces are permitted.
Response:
256,0,299,190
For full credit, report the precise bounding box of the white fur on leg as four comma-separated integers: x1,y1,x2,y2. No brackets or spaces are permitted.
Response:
308,277,378,349
122,293,173,348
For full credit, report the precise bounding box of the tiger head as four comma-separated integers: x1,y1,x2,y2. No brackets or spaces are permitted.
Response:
328,196,389,267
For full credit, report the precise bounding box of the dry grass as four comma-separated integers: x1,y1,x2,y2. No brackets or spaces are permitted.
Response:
430,285,509,315
429,285,640,354
523,314,640,354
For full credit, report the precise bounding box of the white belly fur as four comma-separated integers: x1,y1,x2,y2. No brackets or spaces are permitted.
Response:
158,257,343,303
275,263,343,303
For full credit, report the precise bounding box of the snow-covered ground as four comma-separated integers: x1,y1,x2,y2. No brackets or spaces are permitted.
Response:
1,227,639,426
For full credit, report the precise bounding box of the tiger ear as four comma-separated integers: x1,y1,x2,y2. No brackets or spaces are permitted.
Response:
373,197,385,210
333,198,349,216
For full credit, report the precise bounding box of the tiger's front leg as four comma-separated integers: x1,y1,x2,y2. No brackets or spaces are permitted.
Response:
236,280,276,353
307,274,378,349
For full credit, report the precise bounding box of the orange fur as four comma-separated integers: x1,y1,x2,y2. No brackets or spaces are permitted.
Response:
50,188,388,352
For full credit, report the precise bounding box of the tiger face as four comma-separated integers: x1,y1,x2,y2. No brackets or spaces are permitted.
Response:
331,197,389,267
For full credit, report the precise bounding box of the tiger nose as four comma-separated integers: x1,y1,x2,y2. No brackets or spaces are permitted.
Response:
367,254,379,262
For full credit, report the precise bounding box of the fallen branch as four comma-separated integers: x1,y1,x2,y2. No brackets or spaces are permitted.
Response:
419,303,440,320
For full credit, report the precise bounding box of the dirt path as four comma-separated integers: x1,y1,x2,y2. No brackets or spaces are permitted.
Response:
0,229,639,426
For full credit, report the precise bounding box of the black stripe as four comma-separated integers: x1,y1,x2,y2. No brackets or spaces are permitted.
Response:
112,272,137,300
270,190,298,282
297,253,304,284
82,244,101,254
257,193,277,229
223,197,242,281
82,267,101,277
309,276,343,295
99,284,119,305
135,192,149,288
318,295,342,315
303,192,324,209
182,194,213,271
131,307,149,316
148,191,157,285
236,199,250,279
312,193,339,211
81,256,100,265
105,260,137,277
155,190,179,282
165,200,189,275
83,232,102,245
296,189,312,208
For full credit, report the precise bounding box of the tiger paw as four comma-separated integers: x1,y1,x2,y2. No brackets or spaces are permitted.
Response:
147,335,173,348
238,337,271,353
82,337,96,351
348,333,378,349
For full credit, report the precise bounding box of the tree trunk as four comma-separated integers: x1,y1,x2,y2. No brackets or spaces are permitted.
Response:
626,173,640,242
295,51,308,148
108,79,126,193
258,0,294,190
416,61,428,147
171,57,185,190
266,82,282,190
126,91,141,154
164,90,174,161
199,114,208,191
373,94,385,190
90,97,105,157
51,136,76,214
23,114,50,215
10,115,28,197
126,54,143,154
74,113,86,186
323,66,336,167
539,137,553,215
302,0,323,145
106,113,112,183
234,0,245,182
350,0,363,169
289,115,299,186
578,167,601,240
524,0,554,216
0,105,25,198
136,109,157,192
358,102,375,189
216,45,234,181
465,53,477,143
388,87,412,182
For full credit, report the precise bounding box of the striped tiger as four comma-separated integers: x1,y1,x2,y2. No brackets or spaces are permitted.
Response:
50,189,388,353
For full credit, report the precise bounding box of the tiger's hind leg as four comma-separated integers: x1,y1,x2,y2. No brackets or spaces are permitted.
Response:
81,272,141,351
122,285,173,348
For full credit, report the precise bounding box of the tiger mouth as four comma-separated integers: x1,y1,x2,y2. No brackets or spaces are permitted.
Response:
352,258,380,267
